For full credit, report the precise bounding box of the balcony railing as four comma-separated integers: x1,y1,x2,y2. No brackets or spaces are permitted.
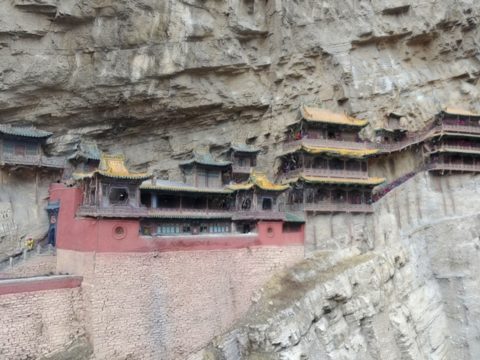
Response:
232,165,255,174
282,167,369,181
1,153,67,168
232,211,286,221
427,162,480,172
77,205,148,218
288,202,373,213
439,123,480,135
148,207,231,217
282,128,439,156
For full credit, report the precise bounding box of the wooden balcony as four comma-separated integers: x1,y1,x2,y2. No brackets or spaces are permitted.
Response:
439,123,480,135
282,167,369,181
282,128,436,156
77,205,148,218
232,165,255,174
441,144,480,154
427,162,480,173
1,153,66,168
288,202,373,213
147,207,231,218
283,138,369,153
232,211,286,221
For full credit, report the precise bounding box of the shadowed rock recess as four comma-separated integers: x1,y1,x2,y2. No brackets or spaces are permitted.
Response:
3,0,480,359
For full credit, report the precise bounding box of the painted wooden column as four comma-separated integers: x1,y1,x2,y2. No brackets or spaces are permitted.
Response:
179,195,183,214
206,196,209,214
151,192,157,209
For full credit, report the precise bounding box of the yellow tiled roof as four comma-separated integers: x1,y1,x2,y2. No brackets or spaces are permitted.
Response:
441,107,480,117
73,153,152,180
302,144,380,158
228,170,290,192
283,174,386,186
301,105,369,127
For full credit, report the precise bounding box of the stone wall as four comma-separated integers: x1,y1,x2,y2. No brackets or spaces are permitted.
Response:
0,279,85,360
56,245,303,359
0,254,57,279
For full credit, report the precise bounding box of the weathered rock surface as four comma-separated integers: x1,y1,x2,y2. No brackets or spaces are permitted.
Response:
2,0,480,256
1,0,480,177
201,172,480,359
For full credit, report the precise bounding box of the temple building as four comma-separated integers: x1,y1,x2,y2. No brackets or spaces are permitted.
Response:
228,170,290,232
0,125,66,169
179,146,231,188
72,153,152,218
139,147,235,236
426,107,480,174
68,140,101,173
279,104,386,213
223,140,261,182
374,112,409,144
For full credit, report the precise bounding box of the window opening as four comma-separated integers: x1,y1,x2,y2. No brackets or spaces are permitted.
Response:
109,187,129,204
4,143,14,154
14,145,26,156
26,144,38,156
262,197,273,210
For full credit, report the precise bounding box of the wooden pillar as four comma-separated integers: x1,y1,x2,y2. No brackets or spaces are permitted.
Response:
206,196,209,214
95,175,99,206
35,170,38,205
151,192,157,208
179,195,183,214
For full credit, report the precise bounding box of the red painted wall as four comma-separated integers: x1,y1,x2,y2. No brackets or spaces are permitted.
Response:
50,184,304,253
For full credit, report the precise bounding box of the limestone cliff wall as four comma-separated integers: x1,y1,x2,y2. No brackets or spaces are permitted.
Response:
0,169,59,259
2,0,479,255
202,172,480,359
1,0,480,177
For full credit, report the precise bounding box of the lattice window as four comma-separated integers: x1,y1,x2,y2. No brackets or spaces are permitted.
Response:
197,169,207,187
208,171,220,188
157,224,180,234
3,143,13,154
26,144,38,156
209,223,230,233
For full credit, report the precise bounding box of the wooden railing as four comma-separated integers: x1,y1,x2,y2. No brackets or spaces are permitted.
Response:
148,207,231,217
232,165,255,174
282,167,369,181
440,144,480,154
77,205,148,218
440,123,480,134
1,153,66,168
287,202,373,213
232,211,286,221
427,162,480,172
282,127,438,155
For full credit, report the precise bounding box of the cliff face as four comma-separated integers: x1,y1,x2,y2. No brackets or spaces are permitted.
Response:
1,0,480,177
3,0,479,256
203,172,480,360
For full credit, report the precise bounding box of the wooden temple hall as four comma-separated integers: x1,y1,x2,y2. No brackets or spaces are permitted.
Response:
426,108,480,173
0,125,66,169
279,104,386,213
138,144,294,236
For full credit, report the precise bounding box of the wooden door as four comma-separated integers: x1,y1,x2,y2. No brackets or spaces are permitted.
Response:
14,145,26,156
